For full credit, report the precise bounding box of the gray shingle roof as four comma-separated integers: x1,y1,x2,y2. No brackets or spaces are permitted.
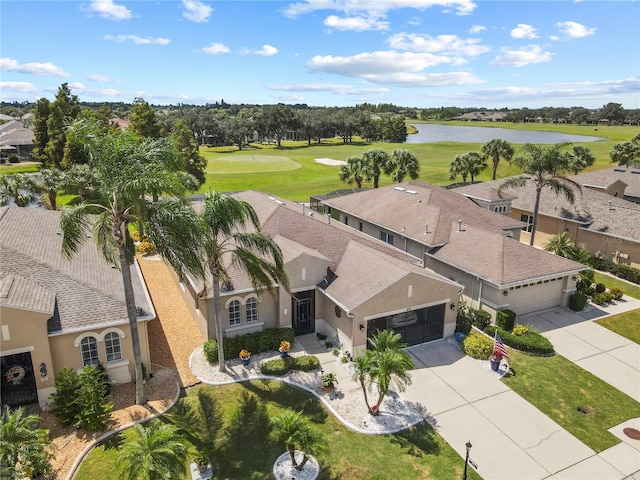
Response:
570,166,640,199
0,274,56,314
0,206,155,334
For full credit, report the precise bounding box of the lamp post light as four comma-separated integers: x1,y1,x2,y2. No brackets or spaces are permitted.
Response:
463,440,472,480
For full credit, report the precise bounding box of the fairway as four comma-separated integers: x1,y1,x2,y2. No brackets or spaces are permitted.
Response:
207,155,301,174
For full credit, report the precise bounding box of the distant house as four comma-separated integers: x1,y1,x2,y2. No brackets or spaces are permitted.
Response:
171,191,463,355
570,166,640,204
0,119,34,158
0,207,155,408
452,112,507,122
454,176,640,269
316,181,585,317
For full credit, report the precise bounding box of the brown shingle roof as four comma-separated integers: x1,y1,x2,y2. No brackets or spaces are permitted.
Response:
0,274,56,314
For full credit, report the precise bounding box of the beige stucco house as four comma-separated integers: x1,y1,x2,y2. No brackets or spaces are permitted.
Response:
317,181,586,317
0,207,155,408
455,174,640,269
171,191,463,356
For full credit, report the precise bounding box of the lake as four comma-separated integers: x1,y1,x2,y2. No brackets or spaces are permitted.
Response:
405,123,606,144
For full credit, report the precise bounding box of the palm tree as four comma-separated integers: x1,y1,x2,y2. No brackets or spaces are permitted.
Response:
38,167,66,210
65,163,100,202
272,410,326,471
116,421,187,480
499,143,582,247
60,120,203,405
449,152,487,183
352,329,414,416
544,232,574,257
0,173,40,207
389,149,420,183
362,149,391,188
567,145,596,174
338,155,370,189
610,140,640,167
196,191,289,372
481,139,514,180
0,407,53,479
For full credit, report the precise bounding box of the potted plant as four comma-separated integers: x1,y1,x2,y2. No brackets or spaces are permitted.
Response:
193,449,209,473
489,350,502,372
279,340,291,358
239,349,251,366
321,372,338,392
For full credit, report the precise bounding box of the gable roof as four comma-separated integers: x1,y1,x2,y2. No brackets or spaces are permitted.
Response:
431,223,585,287
570,166,640,199
0,274,56,315
321,181,524,247
454,177,640,243
0,207,155,334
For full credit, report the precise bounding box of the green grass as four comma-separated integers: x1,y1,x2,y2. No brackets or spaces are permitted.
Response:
75,381,481,480
593,271,640,300
595,309,640,344
0,162,40,174
502,351,640,452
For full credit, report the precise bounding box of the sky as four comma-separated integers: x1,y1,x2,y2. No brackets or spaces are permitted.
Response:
1,0,639,109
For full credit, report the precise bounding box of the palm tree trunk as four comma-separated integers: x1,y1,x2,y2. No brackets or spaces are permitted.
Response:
119,246,146,404
530,186,543,246
211,269,226,372
492,156,499,180
358,379,374,414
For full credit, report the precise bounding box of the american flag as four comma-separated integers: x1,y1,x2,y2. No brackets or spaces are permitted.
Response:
494,332,510,360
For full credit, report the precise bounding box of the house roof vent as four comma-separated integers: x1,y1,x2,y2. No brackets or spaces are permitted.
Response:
394,187,406,191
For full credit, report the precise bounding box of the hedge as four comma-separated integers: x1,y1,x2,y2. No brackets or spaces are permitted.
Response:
484,325,554,356
588,258,640,285
569,292,588,312
260,355,320,376
496,309,516,332
203,327,295,363
461,333,494,359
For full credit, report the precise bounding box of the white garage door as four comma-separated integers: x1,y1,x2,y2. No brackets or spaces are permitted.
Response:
507,279,565,315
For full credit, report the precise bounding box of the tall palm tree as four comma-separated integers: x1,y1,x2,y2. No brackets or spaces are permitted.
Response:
499,143,582,247
38,167,66,210
449,152,487,183
116,421,187,480
362,149,391,188
0,407,53,479
481,138,514,180
196,191,289,372
610,140,640,167
60,120,203,405
567,145,596,174
389,149,420,183
338,155,370,189
0,173,40,207
352,329,414,416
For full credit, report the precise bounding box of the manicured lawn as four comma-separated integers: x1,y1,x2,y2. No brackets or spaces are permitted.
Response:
75,381,481,480
502,351,640,452
595,309,640,344
0,162,39,174
593,271,640,300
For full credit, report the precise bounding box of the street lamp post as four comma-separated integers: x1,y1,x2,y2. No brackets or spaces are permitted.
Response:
463,440,472,480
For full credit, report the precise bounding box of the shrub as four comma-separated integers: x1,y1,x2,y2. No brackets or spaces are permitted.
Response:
203,339,218,363
340,356,349,363
332,348,340,356
471,309,492,331
588,257,640,285
130,231,142,242
138,239,156,255
591,293,607,305
485,326,554,356
324,341,334,348
49,367,81,426
595,283,606,293
576,279,592,293
461,334,494,359
610,287,624,300
260,355,320,376
496,309,516,332
512,324,530,336
601,291,615,303
455,313,472,335
8,153,19,163
569,292,588,312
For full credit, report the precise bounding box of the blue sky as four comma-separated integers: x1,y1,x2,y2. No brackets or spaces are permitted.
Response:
1,0,639,109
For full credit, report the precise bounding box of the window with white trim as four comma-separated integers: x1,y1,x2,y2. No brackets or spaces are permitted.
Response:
229,300,241,326
520,214,534,233
80,336,99,366
246,297,258,323
380,231,394,245
104,332,122,362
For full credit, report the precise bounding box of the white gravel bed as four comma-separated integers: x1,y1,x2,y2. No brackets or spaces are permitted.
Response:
190,343,427,435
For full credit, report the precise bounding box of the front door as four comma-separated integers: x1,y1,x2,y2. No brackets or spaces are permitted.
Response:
292,290,315,335
1,352,38,407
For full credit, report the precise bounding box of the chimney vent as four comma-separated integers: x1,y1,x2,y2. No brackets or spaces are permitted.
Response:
327,214,331,224
301,203,305,214
457,220,463,232
424,224,429,234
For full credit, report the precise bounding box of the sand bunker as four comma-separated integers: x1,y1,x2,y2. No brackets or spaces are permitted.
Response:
315,158,347,166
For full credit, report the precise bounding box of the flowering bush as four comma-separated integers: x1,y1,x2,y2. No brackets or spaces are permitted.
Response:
239,349,251,360
279,340,291,352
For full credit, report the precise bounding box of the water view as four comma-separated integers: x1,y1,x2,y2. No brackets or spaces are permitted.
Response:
406,123,606,144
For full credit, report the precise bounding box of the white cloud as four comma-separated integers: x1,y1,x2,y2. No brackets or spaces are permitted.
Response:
362,71,483,87
86,0,132,20
324,15,389,31
182,0,213,23
69,82,85,90
266,82,389,95
556,21,595,38
88,73,112,82
489,45,552,67
407,17,421,26
0,57,69,77
308,51,454,76
244,45,279,56
284,0,477,17
469,25,485,34
0,81,38,93
104,34,170,45
201,43,230,54
387,33,490,56
510,24,538,39
275,93,306,102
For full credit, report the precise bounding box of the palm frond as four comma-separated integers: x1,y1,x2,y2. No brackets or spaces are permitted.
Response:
60,205,95,259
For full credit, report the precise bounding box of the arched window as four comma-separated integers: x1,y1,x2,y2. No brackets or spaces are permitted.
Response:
104,332,122,362
246,297,258,323
229,300,241,326
80,336,99,367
